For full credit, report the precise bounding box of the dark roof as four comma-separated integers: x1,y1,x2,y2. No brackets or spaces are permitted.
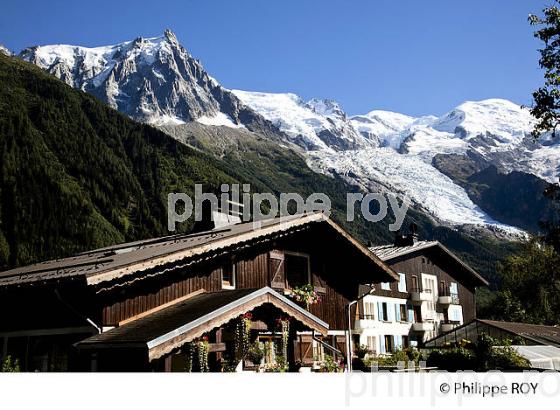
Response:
0,212,398,287
478,320,560,346
79,288,256,346
369,240,439,260
425,319,560,348
369,240,489,287
76,287,329,360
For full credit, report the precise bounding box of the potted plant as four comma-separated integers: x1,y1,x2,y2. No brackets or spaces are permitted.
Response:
291,284,320,309
247,341,265,368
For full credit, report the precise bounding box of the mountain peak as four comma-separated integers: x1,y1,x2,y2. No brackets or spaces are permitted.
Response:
19,33,227,124
432,98,534,141
0,44,12,56
305,98,346,119
163,29,178,44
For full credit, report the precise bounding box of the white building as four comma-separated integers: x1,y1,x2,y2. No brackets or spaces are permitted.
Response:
354,238,488,355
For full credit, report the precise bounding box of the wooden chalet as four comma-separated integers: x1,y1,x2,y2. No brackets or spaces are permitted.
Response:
0,212,398,371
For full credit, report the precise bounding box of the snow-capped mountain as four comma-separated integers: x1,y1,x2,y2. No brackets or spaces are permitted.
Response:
17,31,559,234
235,92,559,233
0,44,12,56
231,91,375,151
18,30,275,133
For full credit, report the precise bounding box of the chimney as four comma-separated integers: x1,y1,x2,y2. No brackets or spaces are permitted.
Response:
192,198,244,233
393,223,418,247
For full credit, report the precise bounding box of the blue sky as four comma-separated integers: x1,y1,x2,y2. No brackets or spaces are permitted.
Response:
0,0,549,116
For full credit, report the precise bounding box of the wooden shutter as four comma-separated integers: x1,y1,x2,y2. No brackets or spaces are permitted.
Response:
312,272,327,294
269,250,285,289
296,335,314,365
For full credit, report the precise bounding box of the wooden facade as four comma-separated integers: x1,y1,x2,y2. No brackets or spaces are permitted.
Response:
368,249,478,323
0,215,397,371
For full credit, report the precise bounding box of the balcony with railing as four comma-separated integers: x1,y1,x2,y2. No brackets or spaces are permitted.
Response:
355,313,376,330
412,321,434,332
440,320,461,333
409,287,433,304
437,288,459,305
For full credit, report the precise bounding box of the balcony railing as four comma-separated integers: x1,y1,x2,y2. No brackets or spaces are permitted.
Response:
412,321,434,332
438,288,460,304
440,320,461,332
409,287,433,304
410,287,432,294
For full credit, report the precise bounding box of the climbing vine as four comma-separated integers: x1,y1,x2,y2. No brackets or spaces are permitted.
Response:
197,336,210,372
235,312,252,362
276,317,290,370
184,335,209,372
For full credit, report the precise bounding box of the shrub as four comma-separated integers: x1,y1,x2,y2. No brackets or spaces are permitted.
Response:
318,355,342,372
1,356,20,372
363,348,423,370
355,344,370,359
427,333,531,371
427,347,477,371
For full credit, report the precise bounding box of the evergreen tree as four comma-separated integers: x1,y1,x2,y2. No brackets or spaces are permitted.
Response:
529,1,560,137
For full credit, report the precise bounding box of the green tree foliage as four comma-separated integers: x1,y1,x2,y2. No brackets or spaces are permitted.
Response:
427,334,530,371
1,355,20,372
529,1,560,137
0,54,239,268
480,239,560,325
483,5,560,325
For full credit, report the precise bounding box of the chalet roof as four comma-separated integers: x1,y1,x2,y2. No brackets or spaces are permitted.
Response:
424,319,560,348
76,287,329,361
478,320,560,347
369,240,440,260
369,240,489,287
0,212,398,287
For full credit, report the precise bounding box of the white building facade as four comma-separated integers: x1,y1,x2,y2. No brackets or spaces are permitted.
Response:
354,239,486,355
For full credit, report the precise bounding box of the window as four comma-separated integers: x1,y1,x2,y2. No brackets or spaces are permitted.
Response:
402,336,409,348
258,335,278,364
399,304,408,322
363,302,375,319
398,273,407,292
450,282,459,303
381,282,391,291
378,302,389,321
222,262,236,289
366,336,376,353
384,335,394,353
423,276,436,295
411,275,419,292
285,252,310,289
449,307,462,322
450,282,458,295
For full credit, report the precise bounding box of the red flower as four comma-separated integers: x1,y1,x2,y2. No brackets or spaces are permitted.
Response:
243,312,253,320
